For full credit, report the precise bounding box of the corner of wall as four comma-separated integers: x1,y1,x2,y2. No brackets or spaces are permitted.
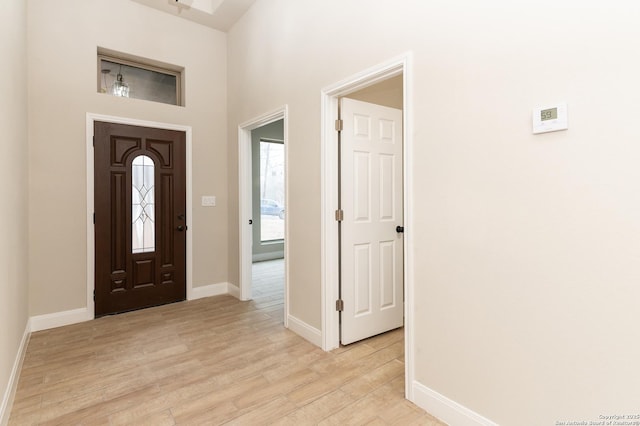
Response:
29,308,91,333
189,282,231,300
287,315,322,348
0,321,31,426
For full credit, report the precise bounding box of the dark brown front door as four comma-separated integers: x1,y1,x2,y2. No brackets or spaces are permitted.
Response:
94,121,186,317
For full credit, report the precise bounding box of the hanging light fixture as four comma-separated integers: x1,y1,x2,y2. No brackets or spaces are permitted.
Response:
112,65,130,97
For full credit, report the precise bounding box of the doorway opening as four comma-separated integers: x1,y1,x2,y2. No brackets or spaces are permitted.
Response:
238,106,289,328
252,121,285,323
338,88,404,345
320,54,414,399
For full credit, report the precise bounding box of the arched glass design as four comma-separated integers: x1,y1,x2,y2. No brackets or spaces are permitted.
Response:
132,155,155,253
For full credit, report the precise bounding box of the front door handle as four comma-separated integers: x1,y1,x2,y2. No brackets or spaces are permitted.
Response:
396,226,404,233
177,225,186,232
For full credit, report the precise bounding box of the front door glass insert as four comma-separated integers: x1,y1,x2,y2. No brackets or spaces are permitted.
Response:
132,155,155,253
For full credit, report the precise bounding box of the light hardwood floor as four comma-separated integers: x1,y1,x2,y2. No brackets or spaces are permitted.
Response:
8,260,444,425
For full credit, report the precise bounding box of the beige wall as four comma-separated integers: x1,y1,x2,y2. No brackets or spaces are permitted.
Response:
227,0,640,424
0,0,29,420
27,0,228,315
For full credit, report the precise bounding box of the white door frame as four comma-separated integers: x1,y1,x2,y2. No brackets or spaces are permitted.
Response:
86,113,193,320
237,106,289,327
320,53,415,398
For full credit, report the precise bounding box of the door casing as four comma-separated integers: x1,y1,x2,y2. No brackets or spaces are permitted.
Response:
320,53,415,399
86,113,193,319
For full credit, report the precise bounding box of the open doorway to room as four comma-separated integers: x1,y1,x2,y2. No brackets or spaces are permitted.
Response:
338,77,404,345
251,121,285,322
238,106,289,327
321,54,413,398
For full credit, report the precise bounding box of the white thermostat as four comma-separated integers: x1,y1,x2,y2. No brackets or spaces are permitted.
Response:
532,103,568,134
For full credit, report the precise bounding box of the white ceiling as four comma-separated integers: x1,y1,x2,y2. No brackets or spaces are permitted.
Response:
131,0,257,32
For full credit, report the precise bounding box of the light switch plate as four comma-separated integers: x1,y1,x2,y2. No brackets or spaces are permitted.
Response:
201,196,216,207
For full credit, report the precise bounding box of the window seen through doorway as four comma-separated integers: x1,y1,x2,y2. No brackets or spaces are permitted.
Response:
260,141,284,242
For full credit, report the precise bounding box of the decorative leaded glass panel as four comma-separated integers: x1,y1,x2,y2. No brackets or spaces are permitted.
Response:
132,155,155,253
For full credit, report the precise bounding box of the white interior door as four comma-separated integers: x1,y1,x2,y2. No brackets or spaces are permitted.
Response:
340,97,403,345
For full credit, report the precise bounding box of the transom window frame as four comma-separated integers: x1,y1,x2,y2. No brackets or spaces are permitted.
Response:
97,47,185,107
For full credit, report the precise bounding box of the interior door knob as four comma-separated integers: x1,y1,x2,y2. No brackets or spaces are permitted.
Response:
396,226,404,233
177,225,185,232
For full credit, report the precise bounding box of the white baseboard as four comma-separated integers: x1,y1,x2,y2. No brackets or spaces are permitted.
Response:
1,321,31,426
30,283,232,332
252,251,284,262
189,282,230,300
227,283,240,299
287,315,322,347
412,381,498,426
29,308,91,333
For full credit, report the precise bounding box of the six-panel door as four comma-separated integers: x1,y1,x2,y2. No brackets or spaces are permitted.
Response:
340,98,404,345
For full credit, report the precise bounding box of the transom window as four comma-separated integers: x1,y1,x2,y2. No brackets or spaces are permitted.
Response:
97,48,184,106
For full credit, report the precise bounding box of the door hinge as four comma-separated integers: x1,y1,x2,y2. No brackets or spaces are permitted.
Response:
335,209,344,222
336,299,344,312
93,289,95,301
335,119,343,132
93,212,95,224
92,136,95,147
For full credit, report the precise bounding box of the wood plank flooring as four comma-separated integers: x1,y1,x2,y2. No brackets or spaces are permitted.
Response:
8,260,444,425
